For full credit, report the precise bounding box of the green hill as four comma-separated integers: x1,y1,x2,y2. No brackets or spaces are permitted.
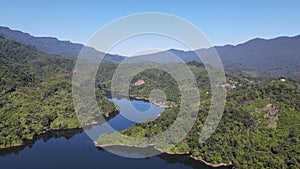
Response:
96,63,300,168
0,35,299,168
0,37,117,148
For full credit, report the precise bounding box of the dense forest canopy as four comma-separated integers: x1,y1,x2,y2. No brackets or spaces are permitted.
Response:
1,26,300,81
96,62,300,168
0,37,117,148
0,36,299,168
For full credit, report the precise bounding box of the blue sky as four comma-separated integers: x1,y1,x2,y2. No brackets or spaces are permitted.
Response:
1,0,300,55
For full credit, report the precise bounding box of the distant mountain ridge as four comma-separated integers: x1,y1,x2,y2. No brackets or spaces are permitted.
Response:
214,35,300,79
0,26,125,63
0,26,299,80
147,35,300,80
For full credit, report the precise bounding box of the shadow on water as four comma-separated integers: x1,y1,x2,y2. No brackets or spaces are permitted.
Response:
0,128,83,157
97,145,232,169
0,108,120,157
0,93,232,168
0,125,232,169
158,153,232,169
0,124,233,169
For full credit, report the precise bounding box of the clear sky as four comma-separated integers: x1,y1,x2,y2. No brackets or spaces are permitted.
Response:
1,0,300,55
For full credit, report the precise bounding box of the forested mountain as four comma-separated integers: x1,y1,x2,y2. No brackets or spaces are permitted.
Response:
0,37,117,148
0,28,300,168
0,26,125,62
1,26,299,80
144,35,300,80
96,63,300,168
0,33,299,168
206,35,300,80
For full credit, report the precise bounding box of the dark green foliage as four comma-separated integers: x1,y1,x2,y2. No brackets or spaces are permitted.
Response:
0,38,117,148
97,63,299,168
1,36,299,168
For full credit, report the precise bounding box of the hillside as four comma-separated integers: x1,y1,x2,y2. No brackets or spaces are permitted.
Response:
0,26,125,62
1,26,299,80
163,35,300,80
0,37,117,148
96,63,300,168
0,35,299,168
215,35,300,79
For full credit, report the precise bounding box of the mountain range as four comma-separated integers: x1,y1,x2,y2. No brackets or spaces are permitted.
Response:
0,26,124,63
0,26,299,80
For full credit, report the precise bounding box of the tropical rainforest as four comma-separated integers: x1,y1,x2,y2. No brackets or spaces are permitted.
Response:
96,63,300,168
0,36,299,168
0,37,117,148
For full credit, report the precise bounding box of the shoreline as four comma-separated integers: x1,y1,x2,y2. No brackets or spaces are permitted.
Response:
0,109,119,150
130,96,173,108
101,87,173,108
0,89,230,168
94,142,232,168
0,88,161,150
0,127,82,150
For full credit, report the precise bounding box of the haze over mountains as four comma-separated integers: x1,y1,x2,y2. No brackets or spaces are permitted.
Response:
169,35,300,80
0,26,299,80
0,26,124,63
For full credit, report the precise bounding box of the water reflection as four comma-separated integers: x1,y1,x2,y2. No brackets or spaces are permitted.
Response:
0,128,83,157
0,97,231,169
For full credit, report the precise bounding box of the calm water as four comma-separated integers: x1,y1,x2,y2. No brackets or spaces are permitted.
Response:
0,98,229,169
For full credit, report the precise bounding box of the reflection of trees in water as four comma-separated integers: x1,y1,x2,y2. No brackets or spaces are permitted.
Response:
96,145,231,169
158,153,232,169
0,107,119,157
0,128,83,157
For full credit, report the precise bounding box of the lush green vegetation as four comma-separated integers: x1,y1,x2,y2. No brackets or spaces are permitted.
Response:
0,37,117,148
96,63,300,168
1,36,299,168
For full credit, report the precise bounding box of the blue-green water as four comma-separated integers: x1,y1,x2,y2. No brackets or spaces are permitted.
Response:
0,98,229,169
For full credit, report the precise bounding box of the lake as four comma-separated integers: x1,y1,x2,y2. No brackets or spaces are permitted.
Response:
0,97,230,169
